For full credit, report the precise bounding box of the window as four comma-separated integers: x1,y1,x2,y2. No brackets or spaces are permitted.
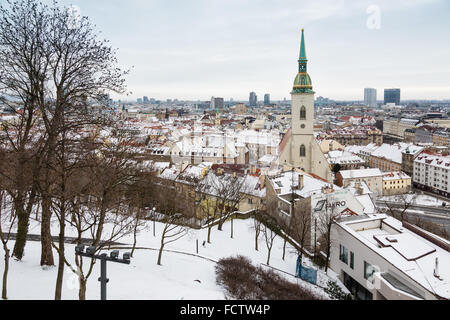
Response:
350,251,354,269
364,261,376,283
339,244,348,264
300,106,306,120
300,145,306,157
248,198,253,204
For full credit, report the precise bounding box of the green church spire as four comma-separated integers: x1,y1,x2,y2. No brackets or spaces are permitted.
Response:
299,28,307,64
292,29,314,94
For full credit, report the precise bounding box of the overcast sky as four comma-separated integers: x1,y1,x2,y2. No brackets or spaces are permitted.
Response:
42,0,450,101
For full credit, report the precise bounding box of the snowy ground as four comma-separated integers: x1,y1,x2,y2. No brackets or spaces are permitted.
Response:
1,217,339,300
379,194,449,207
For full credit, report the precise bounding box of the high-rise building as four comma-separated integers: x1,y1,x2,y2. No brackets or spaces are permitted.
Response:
384,88,401,105
249,92,257,107
278,29,332,182
137,98,143,104
214,97,224,109
143,96,149,104
364,88,377,108
264,94,270,106
210,97,224,109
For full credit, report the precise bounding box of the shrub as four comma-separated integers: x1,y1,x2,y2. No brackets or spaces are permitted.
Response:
215,255,321,300
324,280,353,300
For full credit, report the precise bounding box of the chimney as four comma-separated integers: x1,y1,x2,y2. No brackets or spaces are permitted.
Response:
355,181,363,195
298,174,304,189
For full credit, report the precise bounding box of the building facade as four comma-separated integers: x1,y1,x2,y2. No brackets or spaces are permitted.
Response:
330,215,449,300
413,153,450,198
264,94,270,106
335,168,383,195
249,92,257,107
364,88,377,108
384,89,401,105
382,172,412,196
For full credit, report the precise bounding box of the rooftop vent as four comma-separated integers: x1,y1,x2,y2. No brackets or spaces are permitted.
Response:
386,237,398,243
434,257,442,280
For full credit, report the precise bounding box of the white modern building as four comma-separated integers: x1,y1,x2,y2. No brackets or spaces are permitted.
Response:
330,214,450,300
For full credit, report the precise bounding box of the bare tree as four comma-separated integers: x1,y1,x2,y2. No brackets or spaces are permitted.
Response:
0,191,16,299
125,172,150,258
0,0,46,261
198,171,250,243
252,211,262,251
147,178,191,266
157,212,188,266
49,124,93,300
261,215,279,265
317,196,340,273
51,131,137,300
383,193,417,222
1,0,129,267
290,204,311,266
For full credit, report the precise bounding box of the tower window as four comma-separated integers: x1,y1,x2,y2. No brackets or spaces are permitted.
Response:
300,106,306,120
300,145,306,157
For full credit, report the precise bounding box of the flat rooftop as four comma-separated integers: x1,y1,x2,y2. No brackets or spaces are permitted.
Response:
339,214,450,300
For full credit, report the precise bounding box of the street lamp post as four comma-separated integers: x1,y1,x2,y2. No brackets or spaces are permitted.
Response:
75,245,131,300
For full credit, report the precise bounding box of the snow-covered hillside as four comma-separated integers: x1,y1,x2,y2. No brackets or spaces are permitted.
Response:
1,217,339,300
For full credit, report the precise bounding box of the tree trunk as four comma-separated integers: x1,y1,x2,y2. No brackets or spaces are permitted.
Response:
40,195,54,266
207,225,212,244
157,243,164,266
325,236,331,272
230,218,233,239
2,247,9,300
54,219,65,300
299,249,304,267
255,228,259,251
266,248,271,265
12,201,29,260
131,224,138,258
78,278,87,300
282,238,286,260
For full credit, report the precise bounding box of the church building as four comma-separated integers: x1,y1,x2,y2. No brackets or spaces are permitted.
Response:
279,29,332,182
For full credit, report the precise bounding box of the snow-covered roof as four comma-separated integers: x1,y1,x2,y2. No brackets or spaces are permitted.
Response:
382,171,411,181
158,167,179,181
415,153,450,169
326,151,365,165
339,168,382,179
371,143,423,164
355,194,376,214
269,171,340,198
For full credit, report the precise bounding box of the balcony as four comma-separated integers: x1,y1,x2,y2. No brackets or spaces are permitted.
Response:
373,272,424,300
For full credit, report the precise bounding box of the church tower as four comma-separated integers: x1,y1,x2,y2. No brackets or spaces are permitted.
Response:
279,29,332,182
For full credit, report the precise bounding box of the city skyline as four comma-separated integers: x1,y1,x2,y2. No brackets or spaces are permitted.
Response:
40,0,450,101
